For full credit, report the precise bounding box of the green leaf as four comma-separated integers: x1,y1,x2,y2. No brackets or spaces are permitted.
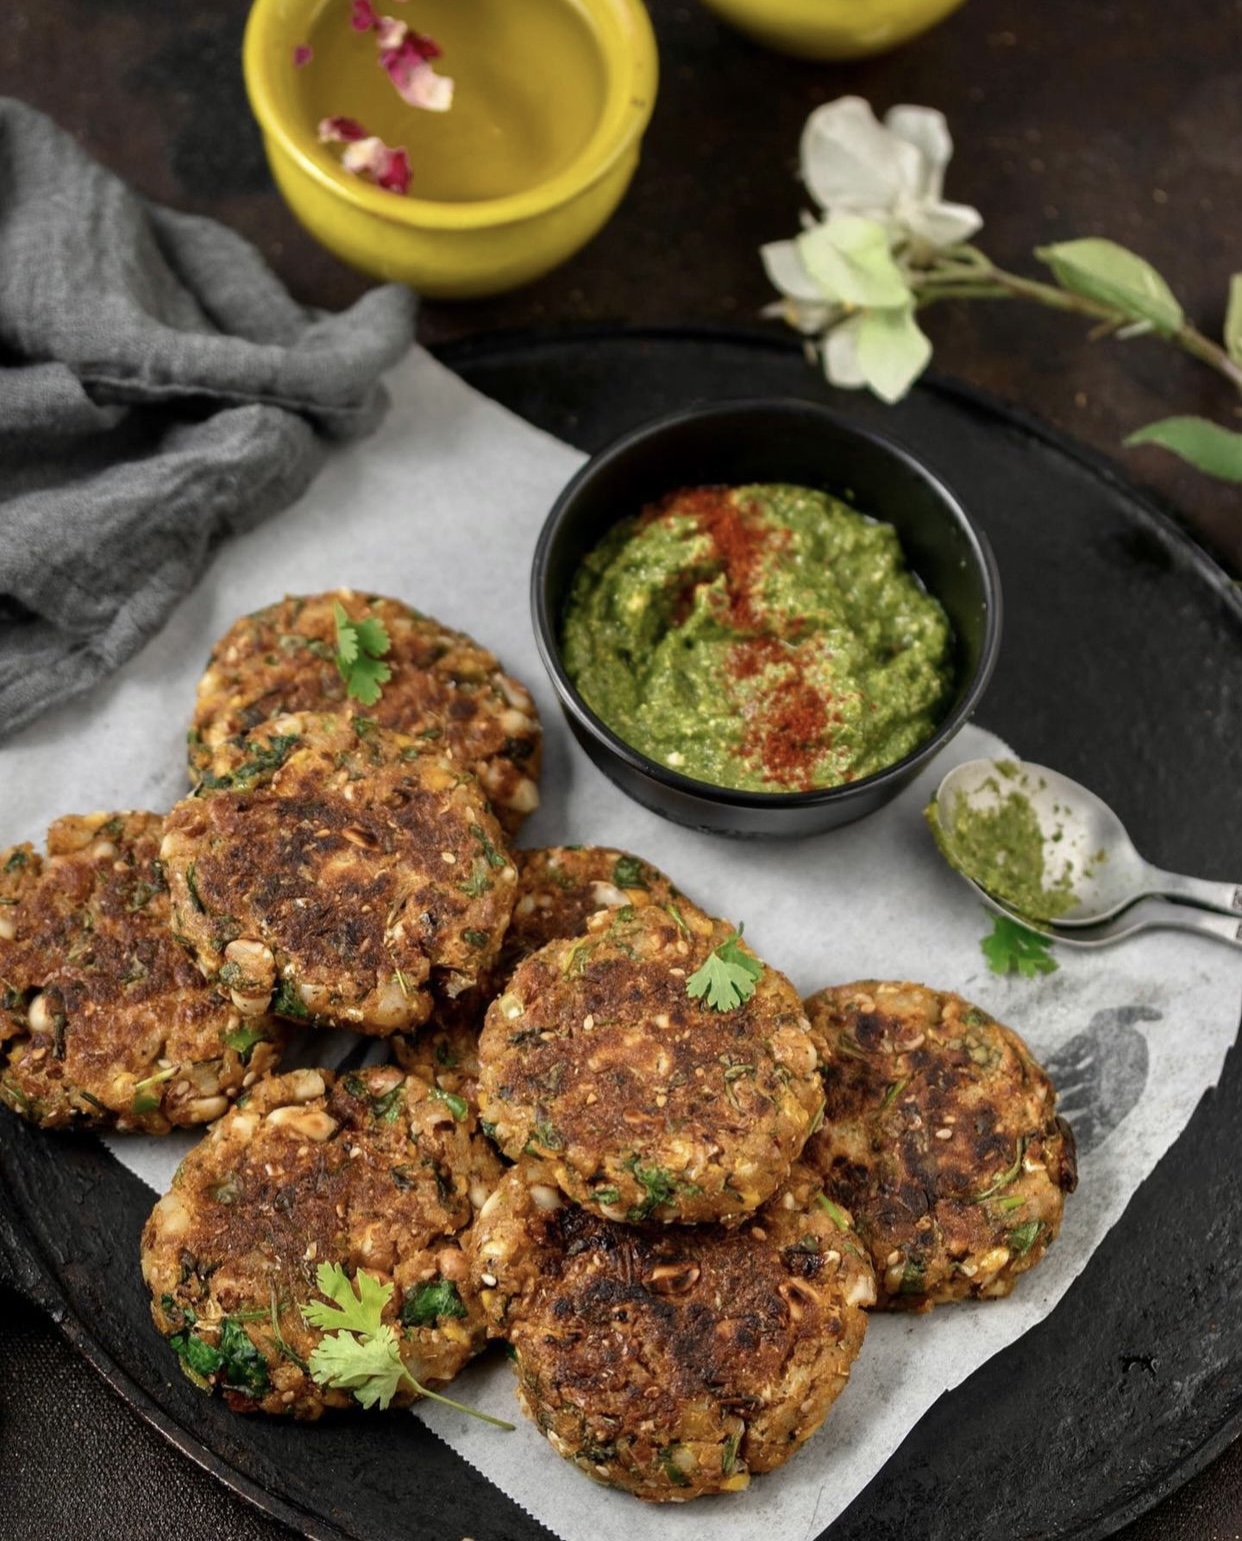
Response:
611,854,649,890
170,1329,224,1382
303,1262,393,1335
797,215,911,309
223,1025,268,1062
334,603,393,706
429,1085,469,1121
1036,238,1183,334
686,928,764,1012
353,615,392,659
1125,416,1242,482
307,1323,408,1410
216,1317,271,1397
1008,1219,1044,1257
623,1156,680,1221
271,975,309,1019
401,1277,468,1328
344,653,392,707
980,915,1058,979
855,305,933,404
333,604,359,666
196,733,301,794
300,1261,513,1427
1225,273,1242,366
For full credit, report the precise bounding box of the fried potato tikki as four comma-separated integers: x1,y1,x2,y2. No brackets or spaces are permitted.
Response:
478,902,822,1224
161,713,517,1037
189,590,541,834
142,1067,503,1418
471,1159,875,1499
0,812,283,1132
804,980,1077,1310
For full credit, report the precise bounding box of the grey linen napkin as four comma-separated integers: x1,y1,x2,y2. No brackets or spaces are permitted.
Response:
0,97,417,740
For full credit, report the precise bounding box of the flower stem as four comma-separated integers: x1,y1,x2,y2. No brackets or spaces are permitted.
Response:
914,250,1242,396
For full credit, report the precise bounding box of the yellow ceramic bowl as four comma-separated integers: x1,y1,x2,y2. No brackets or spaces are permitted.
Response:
243,0,658,298
696,0,967,59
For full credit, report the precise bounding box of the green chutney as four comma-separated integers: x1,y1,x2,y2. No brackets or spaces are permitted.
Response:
561,484,954,793
925,763,1089,921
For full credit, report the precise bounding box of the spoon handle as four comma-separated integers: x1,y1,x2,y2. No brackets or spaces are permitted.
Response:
1147,869,1242,918
1125,899,1242,950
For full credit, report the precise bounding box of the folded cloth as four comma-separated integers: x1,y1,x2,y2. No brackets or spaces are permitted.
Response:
0,97,417,741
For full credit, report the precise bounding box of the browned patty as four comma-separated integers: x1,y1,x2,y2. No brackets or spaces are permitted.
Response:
0,813,284,1132
497,846,685,983
391,1000,483,1107
803,980,1078,1310
477,902,822,1224
161,713,517,1037
470,1158,875,1499
188,590,541,834
390,846,685,1081
141,1066,504,1419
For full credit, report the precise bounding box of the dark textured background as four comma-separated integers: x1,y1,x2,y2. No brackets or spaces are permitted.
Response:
2,0,1241,1535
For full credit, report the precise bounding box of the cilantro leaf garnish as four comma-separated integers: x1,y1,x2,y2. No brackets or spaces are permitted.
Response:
169,1316,270,1398
611,854,649,890
980,914,1059,978
686,927,764,1012
334,602,392,707
401,1277,468,1328
303,1261,392,1337
624,1157,679,1221
301,1263,512,1427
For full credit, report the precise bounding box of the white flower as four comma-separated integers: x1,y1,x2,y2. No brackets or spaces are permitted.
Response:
800,96,982,250
760,96,977,402
760,213,910,329
760,213,930,402
823,306,933,404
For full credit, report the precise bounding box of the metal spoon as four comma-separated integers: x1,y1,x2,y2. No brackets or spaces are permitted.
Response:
964,888,1242,952
932,757,1242,926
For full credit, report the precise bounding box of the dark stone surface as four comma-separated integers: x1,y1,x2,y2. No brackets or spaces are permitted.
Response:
2,2,1242,1535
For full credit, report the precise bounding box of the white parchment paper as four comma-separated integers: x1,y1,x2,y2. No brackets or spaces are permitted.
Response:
4,348,1240,1540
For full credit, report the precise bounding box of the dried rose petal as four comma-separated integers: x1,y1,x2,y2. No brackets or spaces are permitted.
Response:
293,43,313,67
319,117,411,194
377,21,453,110
318,115,370,144
374,14,437,52
341,137,411,195
350,0,379,30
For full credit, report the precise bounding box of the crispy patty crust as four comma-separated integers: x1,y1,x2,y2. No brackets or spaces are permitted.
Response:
161,713,517,1036
471,1159,875,1499
390,847,686,1084
391,1001,483,1107
0,813,283,1132
141,1066,503,1418
497,846,684,983
189,591,541,833
477,903,822,1224
804,980,1078,1310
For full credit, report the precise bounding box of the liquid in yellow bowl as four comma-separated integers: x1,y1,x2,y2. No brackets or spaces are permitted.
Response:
244,0,657,298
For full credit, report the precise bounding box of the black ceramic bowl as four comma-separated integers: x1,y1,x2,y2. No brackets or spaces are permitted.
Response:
531,398,1002,837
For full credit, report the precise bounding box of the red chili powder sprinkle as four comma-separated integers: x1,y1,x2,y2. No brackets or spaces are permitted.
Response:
645,486,837,788
644,486,785,633
729,639,832,789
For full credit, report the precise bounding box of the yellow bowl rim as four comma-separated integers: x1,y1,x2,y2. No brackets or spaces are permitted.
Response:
243,0,659,231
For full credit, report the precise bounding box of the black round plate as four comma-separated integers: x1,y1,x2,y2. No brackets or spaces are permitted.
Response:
1,326,1239,1541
